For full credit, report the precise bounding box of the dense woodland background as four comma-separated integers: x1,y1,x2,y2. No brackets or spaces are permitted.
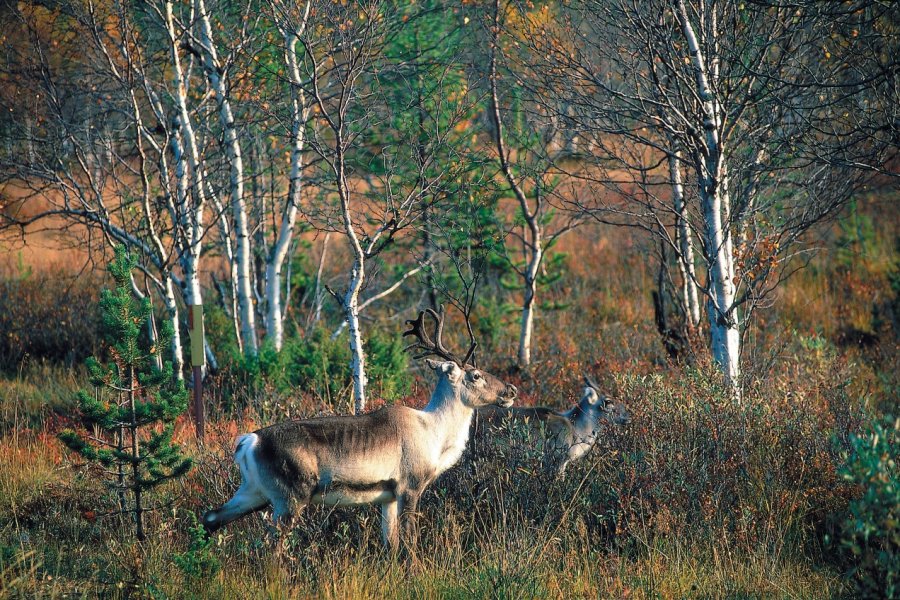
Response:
0,0,898,597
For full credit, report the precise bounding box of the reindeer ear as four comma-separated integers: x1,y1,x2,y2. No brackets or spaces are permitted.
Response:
426,359,458,375
582,387,602,405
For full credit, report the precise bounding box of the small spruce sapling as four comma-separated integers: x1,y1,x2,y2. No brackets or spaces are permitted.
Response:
59,247,192,541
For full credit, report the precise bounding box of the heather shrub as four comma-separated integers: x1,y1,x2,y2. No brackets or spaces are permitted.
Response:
0,266,101,372
838,413,899,598
428,354,864,563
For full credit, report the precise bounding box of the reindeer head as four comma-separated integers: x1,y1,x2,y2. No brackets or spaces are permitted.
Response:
424,359,516,408
581,375,631,426
405,308,517,409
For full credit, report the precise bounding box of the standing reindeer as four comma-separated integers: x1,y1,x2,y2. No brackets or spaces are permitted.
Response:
202,308,517,551
475,376,630,474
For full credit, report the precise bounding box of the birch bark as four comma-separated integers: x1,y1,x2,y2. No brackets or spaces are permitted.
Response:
165,0,208,372
668,150,702,329
490,0,546,368
194,0,257,356
675,0,740,392
265,13,311,350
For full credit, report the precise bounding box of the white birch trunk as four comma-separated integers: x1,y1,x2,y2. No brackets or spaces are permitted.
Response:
208,188,243,354
517,244,541,367
676,0,740,393
195,0,257,356
166,0,208,369
700,186,740,388
344,260,367,413
669,150,702,329
312,232,331,328
265,26,309,351
335,152,369,412
488,4,545,369
164,276,185,381
303,5,369,411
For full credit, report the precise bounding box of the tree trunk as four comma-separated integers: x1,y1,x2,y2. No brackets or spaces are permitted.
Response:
128,364,144,541
208,190,243,355
195,0,257,357
344,261,367,413
700,183,740,391
423,203,438,311
166,0,208,369
517,245,541,367
164,276,185,381
669,150,702,329
676,0,740,394
265,29,308,351
312,232,330,328
489,3,546,369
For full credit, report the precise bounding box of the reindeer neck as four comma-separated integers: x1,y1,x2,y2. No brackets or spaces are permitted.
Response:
423,378,473,431
564,398,594,427
421,377,476,473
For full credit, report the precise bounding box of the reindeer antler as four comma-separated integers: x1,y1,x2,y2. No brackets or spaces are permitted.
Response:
404,305,477,367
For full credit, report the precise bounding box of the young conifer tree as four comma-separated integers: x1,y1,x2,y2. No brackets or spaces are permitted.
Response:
59,246,192,541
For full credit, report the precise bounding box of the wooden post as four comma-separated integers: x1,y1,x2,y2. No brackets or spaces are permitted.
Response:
188,304,205,440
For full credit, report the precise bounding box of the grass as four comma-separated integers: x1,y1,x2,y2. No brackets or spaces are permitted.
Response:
0,358,864,598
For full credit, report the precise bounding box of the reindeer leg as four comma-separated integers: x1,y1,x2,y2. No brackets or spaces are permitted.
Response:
203,481,268,532
381,499,400,551
400,490,423,558
271,497,295,529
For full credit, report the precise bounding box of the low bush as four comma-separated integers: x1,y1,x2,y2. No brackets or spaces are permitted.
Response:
427,351,865,571
838,413,899,598
0,267,102,373
221,327,411,415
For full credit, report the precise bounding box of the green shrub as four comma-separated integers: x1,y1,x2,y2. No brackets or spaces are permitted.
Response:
839,414,899,599
227,327,411,409
173,512,221,581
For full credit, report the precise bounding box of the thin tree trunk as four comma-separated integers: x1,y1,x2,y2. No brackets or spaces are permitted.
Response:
669,150,702,329
114,387,127,514
164,276,185,381
518,244,541,367
345,291,367,413
208,190,243,354
676,0,740,394
701,185,740,389
266,23,310,350
489,1,544,368
195,0,257,356
165,0,206,328
423,204,438,311
128,364,144,541
311,232,330,328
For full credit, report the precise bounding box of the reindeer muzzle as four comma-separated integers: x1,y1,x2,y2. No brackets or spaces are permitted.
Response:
498,384,517,407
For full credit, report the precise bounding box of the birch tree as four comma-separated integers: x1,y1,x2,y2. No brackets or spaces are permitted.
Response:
297,0,470,411
532,0,898,393
188,0,258,356
253,0,315,352
0,0,223,375
487,0,584,368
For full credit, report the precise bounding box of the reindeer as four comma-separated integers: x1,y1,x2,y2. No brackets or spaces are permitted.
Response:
474,376,630,475
202,308,517,551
